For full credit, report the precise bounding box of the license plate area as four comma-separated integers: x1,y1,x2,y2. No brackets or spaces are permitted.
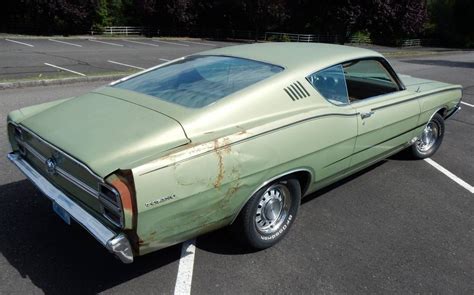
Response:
53,202,71,225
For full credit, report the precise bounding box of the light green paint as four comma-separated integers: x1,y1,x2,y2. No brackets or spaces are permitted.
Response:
7,43,462,257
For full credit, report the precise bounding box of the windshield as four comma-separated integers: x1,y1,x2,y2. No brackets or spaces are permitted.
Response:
113,55,283,108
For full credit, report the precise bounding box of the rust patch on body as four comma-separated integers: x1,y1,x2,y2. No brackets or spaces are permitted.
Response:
213,140,225,189
138,239,149,247
226,167,241,197
213,138,232,189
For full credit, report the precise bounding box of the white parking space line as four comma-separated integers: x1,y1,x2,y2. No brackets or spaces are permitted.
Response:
88,39,124,47
5,39,34,47
48,38,82,47
152,39,190,47
44,63,86,77
122,39,160,47
180,40,217,47
461,101,474,108
424,158,474,193
159,58,170,62
174,239,196,295
107,60,145,70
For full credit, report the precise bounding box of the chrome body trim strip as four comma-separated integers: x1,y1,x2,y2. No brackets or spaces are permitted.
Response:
141,112,359,175
370,87,463,111
7,152,133,263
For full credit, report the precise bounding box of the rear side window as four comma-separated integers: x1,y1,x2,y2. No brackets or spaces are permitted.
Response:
113,55,283,108
306,65,349,105
343,59,400,101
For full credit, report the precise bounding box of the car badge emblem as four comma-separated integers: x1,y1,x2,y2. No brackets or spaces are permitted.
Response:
46,157,57,175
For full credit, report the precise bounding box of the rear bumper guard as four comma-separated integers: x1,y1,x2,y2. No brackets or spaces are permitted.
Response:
445,102,462,120
7,152,134,263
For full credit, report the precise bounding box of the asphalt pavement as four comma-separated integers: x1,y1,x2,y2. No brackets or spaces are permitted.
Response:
0,45,473,294
0,37,237,81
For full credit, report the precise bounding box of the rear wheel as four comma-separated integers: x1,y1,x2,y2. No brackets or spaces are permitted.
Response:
410,113,445,159
234,178,301,249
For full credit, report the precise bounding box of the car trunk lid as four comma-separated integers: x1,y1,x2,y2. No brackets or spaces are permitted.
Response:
20,91,190,178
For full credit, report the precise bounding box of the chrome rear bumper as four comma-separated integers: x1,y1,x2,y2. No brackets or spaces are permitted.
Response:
445,102,462,120
7,152,134,263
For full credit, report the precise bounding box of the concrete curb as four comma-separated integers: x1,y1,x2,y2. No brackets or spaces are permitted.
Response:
0,74,127,90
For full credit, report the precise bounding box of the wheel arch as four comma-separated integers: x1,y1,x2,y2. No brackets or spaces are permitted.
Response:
425,107,447,127
230,168,313,224
436,106,448,118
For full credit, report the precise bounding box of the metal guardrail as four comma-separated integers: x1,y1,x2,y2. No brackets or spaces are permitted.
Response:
104,26,144,35
91,26,146,36
401,39,421,47
347,35,372,44
264,32,340,43
265,32,315,42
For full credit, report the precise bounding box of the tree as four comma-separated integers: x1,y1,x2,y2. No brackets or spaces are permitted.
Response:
239,0,288,40
366,0,428,44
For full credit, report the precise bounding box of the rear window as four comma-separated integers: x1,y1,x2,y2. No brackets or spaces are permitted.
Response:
114,55,283,108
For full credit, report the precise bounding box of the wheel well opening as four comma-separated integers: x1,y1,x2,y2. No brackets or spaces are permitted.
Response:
290,171,312,196
437,107,447,118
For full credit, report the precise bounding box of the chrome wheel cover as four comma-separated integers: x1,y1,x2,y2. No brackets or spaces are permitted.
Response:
255,184,291,235
416,122,439,152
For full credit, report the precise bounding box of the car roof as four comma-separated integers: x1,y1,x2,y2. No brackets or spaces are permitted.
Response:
195,42,383,73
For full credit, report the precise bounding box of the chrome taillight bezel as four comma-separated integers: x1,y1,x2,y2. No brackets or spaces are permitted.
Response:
14,125,24,141
98,183,124,228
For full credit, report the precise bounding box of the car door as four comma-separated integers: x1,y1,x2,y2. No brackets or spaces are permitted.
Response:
305,64,358,184
344,58,421,167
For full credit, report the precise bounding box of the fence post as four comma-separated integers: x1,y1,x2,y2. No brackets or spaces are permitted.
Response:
125,27,128,36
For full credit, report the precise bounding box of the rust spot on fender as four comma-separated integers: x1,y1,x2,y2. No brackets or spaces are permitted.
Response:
226,167,241,197
213,138,232,189
213,140,225,189
226,182,241,197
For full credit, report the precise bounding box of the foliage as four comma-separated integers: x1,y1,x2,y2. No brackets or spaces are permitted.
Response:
349,31,372,44
428,0,474,47
364,0,428,44
1,0,472,47
267,34,291,42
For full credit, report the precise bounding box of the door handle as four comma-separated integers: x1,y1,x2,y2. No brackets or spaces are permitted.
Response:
360,111,374,119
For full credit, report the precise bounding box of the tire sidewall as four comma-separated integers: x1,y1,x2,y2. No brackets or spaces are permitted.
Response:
412,113,445,159
244,179,301,249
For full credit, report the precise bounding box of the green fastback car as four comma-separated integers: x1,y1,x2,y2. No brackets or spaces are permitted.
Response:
7,43,462,263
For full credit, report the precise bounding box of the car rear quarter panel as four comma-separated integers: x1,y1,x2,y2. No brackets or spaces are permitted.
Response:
132,105,358,255
416,87,463,126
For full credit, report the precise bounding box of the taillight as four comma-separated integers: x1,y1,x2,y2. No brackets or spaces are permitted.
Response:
14,125,24,141
99,182,124,228
100,171,136,230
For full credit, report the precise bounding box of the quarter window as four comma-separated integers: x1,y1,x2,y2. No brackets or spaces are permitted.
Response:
343,59,400,101
306,65,349,105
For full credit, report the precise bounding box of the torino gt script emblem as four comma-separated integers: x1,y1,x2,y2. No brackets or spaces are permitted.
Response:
45,157,58,175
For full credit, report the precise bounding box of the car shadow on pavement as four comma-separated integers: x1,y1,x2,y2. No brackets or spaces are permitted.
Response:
197,227,255,255
402,59,474,69
301,160,387,204
0,179,180,295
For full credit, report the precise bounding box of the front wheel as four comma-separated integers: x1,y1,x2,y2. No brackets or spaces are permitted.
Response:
410,113,445,159
233,179,301,249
